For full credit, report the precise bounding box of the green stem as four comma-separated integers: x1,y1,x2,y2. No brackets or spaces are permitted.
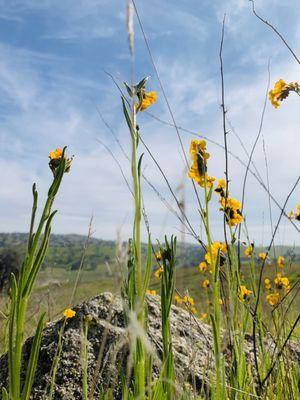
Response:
130,103,145,400
11,298,28,399
204,180,223,399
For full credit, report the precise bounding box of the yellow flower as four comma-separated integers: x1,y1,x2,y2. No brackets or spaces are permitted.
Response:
189,139,208,160
245,245,253,258
258,252,267,261
49,148,63,160
288,204,300,221
264,278,271,291
202,279,210,289
266,292,280,307
189,169,215,188
277,256,285,268
274,273,289,289
154,266,163,279
183,295,195,306
155,250,162,261
219,196,244,227
199,261,207,273
190,307,198,315
269,79,300,108
174,294,183,305
269,79,287,108
214,178,226,197
199,312,208,320
239,285,252,301
49,147,73,175
63,308,76,319
188,139,215,188
285,285,291,294
139,91,157,111
146,289,157,296
205,242,227,266
219,298,224,305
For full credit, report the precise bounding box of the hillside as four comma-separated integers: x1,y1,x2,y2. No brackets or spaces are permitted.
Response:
0,232,205,271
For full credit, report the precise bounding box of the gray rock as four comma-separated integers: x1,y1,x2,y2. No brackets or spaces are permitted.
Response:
0,293,215,399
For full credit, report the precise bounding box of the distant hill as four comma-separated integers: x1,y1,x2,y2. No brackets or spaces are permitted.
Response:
0,233,299,272
0,233,204,271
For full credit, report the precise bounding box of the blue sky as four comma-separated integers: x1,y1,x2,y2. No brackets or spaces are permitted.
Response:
0,0,299,247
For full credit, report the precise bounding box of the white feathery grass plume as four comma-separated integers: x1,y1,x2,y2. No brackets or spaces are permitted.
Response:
126,0,134,56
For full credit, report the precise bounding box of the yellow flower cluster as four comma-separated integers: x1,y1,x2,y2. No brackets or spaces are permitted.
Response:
264,278,271,291
204,241,227,266
269,79,300,108
239,285,252,302
188,139,215,188
288,204,300,221
139,91,157,111
266,292,280,307
174,294,182,305
265,269,291,306
219,196,244,227
183,295,195,306
174,294,197,314
214,178,243,227
274,273,289,290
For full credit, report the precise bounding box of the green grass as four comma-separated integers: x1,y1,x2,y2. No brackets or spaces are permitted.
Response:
1,258,299,349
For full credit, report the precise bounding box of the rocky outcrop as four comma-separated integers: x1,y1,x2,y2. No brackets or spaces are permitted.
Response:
0,293,214,399
1,292,298,399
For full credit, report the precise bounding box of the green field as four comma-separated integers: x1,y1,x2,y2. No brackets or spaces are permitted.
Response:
1,241,300,354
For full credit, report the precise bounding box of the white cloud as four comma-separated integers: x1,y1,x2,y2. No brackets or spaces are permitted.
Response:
0,0,299,247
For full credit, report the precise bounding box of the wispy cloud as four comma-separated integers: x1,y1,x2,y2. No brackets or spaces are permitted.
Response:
0,0,299,246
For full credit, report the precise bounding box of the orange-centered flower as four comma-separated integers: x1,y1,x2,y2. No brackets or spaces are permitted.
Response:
266,292,280,307
239,285,252,301
49,148,63,160
63,308,76,319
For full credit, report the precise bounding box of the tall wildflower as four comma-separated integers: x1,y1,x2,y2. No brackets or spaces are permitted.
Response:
5,148,71,400
121,77,157,399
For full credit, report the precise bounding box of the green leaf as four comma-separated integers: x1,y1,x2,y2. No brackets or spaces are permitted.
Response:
210,314,220,356
22,211,57,297
21,313,46,400
135,76,149,91
142,235,152,299
207,184,213,202
121,97,135,138
137,153,144,178
2,388,8,400
124,81,134,98
28,183,38,251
